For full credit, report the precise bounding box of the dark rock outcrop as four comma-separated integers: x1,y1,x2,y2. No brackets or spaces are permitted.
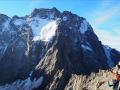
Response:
30,8,120,90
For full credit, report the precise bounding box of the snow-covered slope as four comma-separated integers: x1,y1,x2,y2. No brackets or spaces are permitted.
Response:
103,45,114,67
12,16,59,42
0,76,43,90
80,20,89,34
29,17,59,41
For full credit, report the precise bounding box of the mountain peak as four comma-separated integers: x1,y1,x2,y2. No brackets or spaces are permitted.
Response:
0,14,10,24
31,7,61,19
0,14,10,19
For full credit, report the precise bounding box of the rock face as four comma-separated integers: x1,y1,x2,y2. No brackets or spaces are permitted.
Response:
0,14,33,84
0,7,61,85
0,8,120,90
31,9,120,90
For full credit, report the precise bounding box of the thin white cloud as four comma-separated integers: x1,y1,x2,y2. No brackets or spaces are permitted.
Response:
114,28,120,35
91,4,120,26
90,1,120,51
101,0,113,7
94,28,120,51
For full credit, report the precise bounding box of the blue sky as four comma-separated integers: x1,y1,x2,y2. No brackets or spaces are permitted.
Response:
0,0,120,50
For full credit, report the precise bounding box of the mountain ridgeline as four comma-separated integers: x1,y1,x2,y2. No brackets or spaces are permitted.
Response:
0,8,120,90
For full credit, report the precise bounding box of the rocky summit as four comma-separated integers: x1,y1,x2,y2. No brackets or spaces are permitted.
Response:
0,7,120,90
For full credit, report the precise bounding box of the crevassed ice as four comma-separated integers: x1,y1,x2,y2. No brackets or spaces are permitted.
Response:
13,16,58,42
80,20,89,34
27,16,58,42
39,20,58,41
28,17,51,36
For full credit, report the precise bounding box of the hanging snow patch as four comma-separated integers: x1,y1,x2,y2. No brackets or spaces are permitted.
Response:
13,19,26,26
33,36,41,41
62,16,68,21
103,45,114,67
27,16,51,36
80,20,89,34
81,44,93,51
0,76,44,90
2,19,11,31
39,20,58,41
27,16,58,41
32,77,44,89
